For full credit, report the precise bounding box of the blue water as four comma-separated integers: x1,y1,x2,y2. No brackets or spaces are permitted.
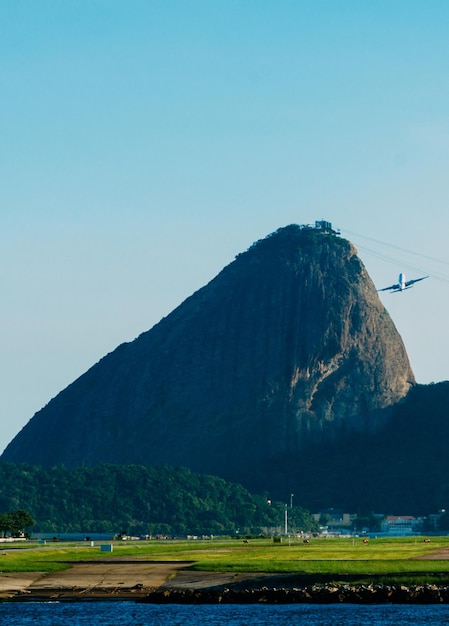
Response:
2,603,449,626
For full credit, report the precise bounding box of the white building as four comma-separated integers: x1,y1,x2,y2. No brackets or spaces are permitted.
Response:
381,516,423,536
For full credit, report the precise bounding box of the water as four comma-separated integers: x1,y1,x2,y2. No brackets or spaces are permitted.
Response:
2,602,449,626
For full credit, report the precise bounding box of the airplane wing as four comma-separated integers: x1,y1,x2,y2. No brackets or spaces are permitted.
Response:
378,283,400,292
404,275,429,288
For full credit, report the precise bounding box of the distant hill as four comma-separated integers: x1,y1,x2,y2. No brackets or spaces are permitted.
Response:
0,463,317,536
277,381,449,515
3,223,437,511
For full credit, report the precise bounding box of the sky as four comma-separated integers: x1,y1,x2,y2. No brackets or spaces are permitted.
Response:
2,0,449,455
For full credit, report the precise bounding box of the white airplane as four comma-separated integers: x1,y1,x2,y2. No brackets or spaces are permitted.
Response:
378,272,429,293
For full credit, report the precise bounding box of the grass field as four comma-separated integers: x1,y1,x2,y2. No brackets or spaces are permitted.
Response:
1,536,449,585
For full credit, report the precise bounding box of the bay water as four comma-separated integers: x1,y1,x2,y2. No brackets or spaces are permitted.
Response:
2,602,449,625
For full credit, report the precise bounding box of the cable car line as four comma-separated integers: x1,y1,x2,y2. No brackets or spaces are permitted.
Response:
340,228,449,268
356,245,449,284
337,226,449,285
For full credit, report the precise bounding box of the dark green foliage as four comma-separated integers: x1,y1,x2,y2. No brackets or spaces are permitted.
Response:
0,509,34,536
0,463,316,536
353,513,382,532
264,382,449,516
242,224,350,265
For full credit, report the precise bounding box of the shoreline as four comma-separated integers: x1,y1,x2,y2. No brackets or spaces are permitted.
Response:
2,559,449,604
144,579,449,605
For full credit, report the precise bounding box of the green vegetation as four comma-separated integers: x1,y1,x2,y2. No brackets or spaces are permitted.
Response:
275,381,449,514
0,463,317,536
1,536,449,586
0,510,34,537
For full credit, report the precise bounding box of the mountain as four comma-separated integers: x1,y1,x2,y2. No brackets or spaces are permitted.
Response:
2,224,415,497
280,381,449,515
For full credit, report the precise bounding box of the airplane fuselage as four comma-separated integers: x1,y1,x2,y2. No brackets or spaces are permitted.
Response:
378,272,428,293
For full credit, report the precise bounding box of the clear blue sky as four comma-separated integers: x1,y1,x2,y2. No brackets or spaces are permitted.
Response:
2,1,449,454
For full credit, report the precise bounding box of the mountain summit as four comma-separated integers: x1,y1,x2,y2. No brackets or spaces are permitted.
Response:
2,224,414,489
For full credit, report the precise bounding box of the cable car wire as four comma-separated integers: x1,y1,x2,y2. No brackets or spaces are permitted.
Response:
339,228,449,284
341,228,449,268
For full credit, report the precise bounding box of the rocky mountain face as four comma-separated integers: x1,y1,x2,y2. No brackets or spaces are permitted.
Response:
1,225,415,494
279,381,449,514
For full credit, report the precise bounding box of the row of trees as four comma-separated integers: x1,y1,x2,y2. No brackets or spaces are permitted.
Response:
0,463,317,536
0,509,34,537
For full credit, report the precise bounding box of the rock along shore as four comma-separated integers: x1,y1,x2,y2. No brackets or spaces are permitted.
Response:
142,582,449,605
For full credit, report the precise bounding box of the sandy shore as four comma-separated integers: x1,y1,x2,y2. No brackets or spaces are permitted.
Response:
0,558,277,602
0,559,188,601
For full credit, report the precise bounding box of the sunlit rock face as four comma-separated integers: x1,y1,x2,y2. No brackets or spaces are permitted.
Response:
2,225,414,488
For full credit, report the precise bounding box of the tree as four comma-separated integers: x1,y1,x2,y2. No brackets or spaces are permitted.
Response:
354,513,381,533
0,510,35,537
319,513,332,526
289,507,319,533
0,513,12,537
10,510,35,536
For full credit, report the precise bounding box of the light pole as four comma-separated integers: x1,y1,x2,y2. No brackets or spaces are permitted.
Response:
290,493,294,509
284,504,288,535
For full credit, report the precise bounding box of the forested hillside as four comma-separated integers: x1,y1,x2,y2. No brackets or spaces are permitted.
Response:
0,463,316,536
274,382,449,515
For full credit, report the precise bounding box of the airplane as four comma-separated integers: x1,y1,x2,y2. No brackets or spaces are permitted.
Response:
378,272,429,293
